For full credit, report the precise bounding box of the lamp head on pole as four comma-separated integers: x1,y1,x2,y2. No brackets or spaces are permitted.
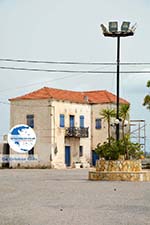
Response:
100,21,136,37
109,21,118,33
121,21,130,32
100,24,108,33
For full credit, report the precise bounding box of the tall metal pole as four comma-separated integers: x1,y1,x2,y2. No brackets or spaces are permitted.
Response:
100,21,135,141
116,36,120,141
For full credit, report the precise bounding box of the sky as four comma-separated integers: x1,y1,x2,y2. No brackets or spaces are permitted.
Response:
0,0,150,151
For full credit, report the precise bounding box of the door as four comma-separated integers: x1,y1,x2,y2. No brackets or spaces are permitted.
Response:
70,115,75,128
2,143,10,168
92,150,99,166
65,146,71,167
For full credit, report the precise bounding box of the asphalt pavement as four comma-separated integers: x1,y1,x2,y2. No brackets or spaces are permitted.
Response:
0,168,150,225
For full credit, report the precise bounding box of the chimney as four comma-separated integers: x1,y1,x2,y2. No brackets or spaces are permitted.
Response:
84,95,89,103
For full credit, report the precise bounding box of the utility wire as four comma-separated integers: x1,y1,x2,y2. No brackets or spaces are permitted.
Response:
0,58,115,65
0,66,150,73
0,65,109,93
0,58,150,65
0,101,51,107
0,101,9,105
0,73,88,93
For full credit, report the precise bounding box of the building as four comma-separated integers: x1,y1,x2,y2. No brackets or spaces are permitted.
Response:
8,87,128,168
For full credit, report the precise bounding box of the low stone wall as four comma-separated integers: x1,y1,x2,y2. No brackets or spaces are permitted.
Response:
89,171,150,182
89,159,150,182
96,159,142,172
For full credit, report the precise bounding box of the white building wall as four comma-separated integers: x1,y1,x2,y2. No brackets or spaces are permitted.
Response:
9,99,92,168
9,99,52,167
49,100,91,167
9,98,116,168
91,103,116,150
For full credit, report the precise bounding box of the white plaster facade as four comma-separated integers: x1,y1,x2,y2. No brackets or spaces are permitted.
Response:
8,98,113,168
8,87,129,169
91,103,116,149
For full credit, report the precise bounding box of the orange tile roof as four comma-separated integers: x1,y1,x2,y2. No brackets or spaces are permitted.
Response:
9,87,129,104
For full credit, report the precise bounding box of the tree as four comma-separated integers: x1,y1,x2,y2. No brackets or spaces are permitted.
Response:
100,108,116,143
143,80,150,110
95,136,143,160
119,104,130,140
95,105,143,161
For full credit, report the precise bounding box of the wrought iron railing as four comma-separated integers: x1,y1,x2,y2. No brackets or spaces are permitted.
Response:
65,127,89,138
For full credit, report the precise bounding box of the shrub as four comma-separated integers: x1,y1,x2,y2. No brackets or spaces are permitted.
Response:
95,136,143,160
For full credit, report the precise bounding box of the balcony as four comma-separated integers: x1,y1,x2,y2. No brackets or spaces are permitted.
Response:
65,127,89,138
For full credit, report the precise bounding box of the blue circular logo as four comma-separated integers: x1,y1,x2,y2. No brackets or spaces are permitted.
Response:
8,124,36,153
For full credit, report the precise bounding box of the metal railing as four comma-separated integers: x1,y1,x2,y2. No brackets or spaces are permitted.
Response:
65,127,89,138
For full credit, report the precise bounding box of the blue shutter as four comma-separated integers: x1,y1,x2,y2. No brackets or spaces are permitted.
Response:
80,115,84,128
60,114,65,127
95,118,102,129
70,115,75,128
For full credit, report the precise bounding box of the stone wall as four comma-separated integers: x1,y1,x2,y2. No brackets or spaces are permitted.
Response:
89,170,150,182
96,159,142,172
89,159,150,182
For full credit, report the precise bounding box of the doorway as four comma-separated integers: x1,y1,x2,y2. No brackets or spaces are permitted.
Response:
65,146,71,167
2,143,10,168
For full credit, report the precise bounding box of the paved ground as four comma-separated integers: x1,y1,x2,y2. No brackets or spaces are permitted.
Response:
0,169,150,225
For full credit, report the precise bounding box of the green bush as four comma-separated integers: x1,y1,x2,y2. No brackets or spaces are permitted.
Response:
95,136,143,160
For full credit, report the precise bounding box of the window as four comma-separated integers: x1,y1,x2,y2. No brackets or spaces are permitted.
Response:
60,114,65,127
28,148,34,158
79,146,83,157
95,118,102,129
26,114,34,128
80,115,84,128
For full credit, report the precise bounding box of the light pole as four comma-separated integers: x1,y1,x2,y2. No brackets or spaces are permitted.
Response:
100,21,136,141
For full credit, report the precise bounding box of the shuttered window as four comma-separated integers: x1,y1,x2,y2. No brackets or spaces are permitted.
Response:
95,118,102,129
80,115,84,128
60,114,65,127
26,114,34,128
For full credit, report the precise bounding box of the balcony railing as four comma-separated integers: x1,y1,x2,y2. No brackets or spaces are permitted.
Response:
65,127,89,138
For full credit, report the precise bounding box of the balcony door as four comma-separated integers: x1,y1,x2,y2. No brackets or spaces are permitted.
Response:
69,115,75,128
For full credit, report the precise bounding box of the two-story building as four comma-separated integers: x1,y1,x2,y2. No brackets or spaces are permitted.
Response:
8,87,128,168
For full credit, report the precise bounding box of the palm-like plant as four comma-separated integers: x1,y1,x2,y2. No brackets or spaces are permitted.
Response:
143,80,150,110
96,105,142,160
119,104,130,159
119,104,130,139
100,108,116,143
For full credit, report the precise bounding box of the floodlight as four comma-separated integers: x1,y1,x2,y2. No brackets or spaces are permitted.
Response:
121,21,130,32
100,21,135,141
130,23,137,32
100,24,108,33
109,21,118,33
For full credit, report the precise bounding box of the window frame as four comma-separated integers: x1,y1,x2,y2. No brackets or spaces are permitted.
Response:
80,115,84,128
26,114,34,128
95,118,102,129
79,146,83,157
28,147,34,158
69,115,75,128
60,114,65,128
